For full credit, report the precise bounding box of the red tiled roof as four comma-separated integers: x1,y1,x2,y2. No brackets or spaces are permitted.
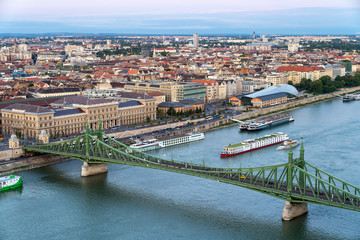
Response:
276,66,324,72
127,70,139,74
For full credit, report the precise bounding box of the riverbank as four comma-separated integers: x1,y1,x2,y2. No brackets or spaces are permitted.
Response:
207,86,360,131
0,154,70,176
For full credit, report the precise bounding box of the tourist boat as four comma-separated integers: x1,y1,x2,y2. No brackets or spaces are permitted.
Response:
353,92,360,101
277,139,299,150
343,94,355,102
220,132,289,157
238,121,250,130
242,114,294,131
130,132,205,152
0,174,23,192
247,121,271,131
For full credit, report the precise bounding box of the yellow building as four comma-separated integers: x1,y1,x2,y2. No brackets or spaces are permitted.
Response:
251,93,288,108
2,95,157,138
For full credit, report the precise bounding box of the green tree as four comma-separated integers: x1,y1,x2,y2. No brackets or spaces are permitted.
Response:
146,116,151,123
309,80,323,94
167,107,176,116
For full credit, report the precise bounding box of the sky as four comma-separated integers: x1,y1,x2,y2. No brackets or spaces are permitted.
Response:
0,0,359,35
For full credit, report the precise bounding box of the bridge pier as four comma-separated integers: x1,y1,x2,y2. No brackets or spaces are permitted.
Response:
282,201,308,221
81,162,108,177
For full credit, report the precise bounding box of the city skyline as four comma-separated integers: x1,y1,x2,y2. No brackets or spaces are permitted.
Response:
0,0,359,34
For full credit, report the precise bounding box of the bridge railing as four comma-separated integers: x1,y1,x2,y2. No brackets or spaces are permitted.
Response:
289,162,360,209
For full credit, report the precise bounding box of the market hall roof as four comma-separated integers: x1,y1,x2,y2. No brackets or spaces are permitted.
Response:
246,84,299,99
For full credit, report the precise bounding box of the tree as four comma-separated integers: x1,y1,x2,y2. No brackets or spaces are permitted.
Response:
157,109,163,116
146,116,151,123
288,81,294,86
167,107,176,116
309,80,323,94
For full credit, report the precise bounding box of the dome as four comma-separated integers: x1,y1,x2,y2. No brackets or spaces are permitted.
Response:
40,130,47,136
10,134,17,140
246,84,299,99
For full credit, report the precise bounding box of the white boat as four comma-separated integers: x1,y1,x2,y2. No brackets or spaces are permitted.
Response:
0,174,22,192
221,132,289,157
130,132,205,152
277,139,299,150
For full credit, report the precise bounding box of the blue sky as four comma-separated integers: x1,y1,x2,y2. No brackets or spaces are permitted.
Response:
0,0,359,34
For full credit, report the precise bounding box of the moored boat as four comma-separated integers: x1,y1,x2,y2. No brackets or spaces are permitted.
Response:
130,132,205,152
343,94,355,102
220,132,289,157
0,174,22,192
277,139,299,150
240,113,294,131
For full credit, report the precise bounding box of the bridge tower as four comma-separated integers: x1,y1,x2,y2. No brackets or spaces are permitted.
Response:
282,141,308,220
81,120,108,177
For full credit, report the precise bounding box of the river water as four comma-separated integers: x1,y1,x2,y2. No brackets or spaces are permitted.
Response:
1,98,360,240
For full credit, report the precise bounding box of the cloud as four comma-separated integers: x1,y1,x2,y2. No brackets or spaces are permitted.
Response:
0,1,359,34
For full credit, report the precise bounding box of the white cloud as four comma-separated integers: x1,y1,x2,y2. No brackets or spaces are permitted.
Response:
0,0,358,21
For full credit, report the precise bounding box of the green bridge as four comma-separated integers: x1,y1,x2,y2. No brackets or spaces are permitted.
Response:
23,122,360,220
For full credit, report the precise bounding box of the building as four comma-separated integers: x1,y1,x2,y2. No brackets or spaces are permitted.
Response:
157,99,204,115
288,42,299,52
242,81,270,93
146,91,166,106
320,64,346,79
193,33,199,49
83,88,126,98
51,96,119,132
36,88,82,98
192,80,219,102
340,61,352,73
1,95,158,138
276,66,323,84
246,84,299,99
124,81,206,102
117,100,149,125
111,92,157,121
251,92,288,108
2,104,55,139
229,94,247,106
265,73,289,85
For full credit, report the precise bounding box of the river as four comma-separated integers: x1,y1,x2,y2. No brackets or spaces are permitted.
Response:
1,98,359,240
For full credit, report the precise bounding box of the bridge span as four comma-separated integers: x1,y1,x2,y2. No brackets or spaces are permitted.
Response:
23,121,360,220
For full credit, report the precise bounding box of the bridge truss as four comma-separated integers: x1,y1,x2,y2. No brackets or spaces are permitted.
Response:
23,122,360,213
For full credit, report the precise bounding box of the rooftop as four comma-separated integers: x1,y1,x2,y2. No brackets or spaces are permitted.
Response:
2,103,53,114
54,108,84,117
118,100,143,108
52,96,115,106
